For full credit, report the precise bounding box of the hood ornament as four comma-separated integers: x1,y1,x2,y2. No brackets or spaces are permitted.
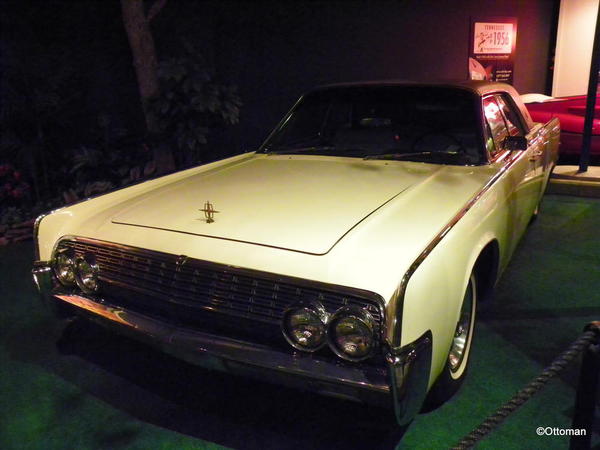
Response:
200,201,219,223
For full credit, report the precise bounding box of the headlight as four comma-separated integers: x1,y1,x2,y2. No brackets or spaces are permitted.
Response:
53,248,76,286
74,252,99,294
327,306,376,361
282,301,329,351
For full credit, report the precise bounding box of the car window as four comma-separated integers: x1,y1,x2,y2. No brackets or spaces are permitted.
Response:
496,95,523,136
483,122,496,156
482,96,508,157
262,86,484,165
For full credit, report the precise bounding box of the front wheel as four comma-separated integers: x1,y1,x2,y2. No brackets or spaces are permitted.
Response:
423,272,477,410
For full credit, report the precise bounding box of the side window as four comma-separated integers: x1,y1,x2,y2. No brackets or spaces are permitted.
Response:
482,96,508,157
496,95,523,136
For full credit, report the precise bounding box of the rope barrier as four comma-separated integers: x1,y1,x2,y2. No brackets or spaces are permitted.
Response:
452,325,599,450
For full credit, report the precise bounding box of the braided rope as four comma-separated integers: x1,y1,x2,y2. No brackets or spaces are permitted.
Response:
452,328,599,450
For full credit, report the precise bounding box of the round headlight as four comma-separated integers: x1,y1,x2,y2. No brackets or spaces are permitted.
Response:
74,252,99,294
327,306,376,362
53,248,76,286
282,301,329,351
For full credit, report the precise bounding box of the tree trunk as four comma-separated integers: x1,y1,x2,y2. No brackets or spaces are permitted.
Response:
120,0,174,173
120,0,159,129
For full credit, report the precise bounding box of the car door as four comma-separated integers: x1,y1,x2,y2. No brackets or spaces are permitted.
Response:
497,93,546,191
482,94,539,248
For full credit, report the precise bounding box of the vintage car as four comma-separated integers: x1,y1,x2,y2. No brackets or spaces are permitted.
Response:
523,93,599,155
32,81,559,426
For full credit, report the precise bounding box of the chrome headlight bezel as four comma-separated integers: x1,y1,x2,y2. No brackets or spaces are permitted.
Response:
74,252,100,294
327,306,377,362
281,300,329,352
52,248,77,286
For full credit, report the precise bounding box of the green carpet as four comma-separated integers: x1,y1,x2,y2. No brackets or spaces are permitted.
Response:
1,194,598,449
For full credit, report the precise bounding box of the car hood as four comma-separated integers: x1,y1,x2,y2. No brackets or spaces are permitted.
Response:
111,154,444,255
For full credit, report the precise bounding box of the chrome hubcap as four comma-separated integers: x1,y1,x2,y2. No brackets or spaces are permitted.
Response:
449,279,474,372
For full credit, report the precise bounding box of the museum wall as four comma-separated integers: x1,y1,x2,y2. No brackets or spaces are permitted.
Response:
2,0,560,159
553,0,599,97
192,0,559,152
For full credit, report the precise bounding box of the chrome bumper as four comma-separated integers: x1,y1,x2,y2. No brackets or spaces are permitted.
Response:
32,263,431,424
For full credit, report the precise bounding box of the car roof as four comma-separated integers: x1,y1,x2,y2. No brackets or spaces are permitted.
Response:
314,79,518,98
311,79,534,129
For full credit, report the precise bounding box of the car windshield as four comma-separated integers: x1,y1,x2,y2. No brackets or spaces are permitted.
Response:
261,85,484,165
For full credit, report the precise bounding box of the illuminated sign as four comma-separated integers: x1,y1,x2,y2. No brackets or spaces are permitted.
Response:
469,17,518,84
473,22,514,54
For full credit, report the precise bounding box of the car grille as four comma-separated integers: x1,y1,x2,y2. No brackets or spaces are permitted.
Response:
56,238,384,333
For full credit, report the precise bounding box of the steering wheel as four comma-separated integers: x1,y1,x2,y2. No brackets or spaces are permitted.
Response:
411,132,464,153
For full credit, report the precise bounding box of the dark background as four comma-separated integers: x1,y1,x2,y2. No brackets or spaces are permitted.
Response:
0,0,559,230
2,0,558,153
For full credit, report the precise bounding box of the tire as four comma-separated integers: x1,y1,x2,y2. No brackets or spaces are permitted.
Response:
423,272,477,411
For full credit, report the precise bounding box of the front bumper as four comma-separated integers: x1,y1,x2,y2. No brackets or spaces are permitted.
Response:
33,263,431,425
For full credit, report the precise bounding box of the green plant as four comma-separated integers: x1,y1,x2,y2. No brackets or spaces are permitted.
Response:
0,163,31,206
1,44,81,202
65,113,155,203
148,41,242,167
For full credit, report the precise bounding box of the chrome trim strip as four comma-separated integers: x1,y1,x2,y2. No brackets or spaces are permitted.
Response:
258,94,307,152
33,213,49,260
32,263,53,300
52,291,390,395
387,148,528,347
33,205,71,260
387,330,432,425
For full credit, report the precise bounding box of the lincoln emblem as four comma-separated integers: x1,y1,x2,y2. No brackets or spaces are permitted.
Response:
200,201,219,223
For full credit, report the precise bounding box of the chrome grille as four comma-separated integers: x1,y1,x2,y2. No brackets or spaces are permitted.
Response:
57,238,384,328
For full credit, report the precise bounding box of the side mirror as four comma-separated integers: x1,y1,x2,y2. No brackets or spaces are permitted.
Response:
504,135,528,151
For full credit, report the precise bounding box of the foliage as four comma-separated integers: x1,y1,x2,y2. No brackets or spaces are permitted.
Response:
0,32,84,231
0,43,82,203
0,207,26,227
0,161,63,230
0,8,243,235
148,41,242,167
0,115,155,229
0,164,31,207
64,114,155,204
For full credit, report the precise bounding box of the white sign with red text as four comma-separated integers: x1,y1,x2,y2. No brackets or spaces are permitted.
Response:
473,22,513,54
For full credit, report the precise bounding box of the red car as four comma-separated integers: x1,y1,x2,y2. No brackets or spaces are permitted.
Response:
523,93,600,155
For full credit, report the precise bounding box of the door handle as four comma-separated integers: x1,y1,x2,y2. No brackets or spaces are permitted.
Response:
529,148,543,161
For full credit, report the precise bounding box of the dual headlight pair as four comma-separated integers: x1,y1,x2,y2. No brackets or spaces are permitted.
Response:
53,248,374,361
54,249,99,294
282,301,377,362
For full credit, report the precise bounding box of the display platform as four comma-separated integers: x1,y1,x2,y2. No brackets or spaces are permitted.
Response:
1,194,599,449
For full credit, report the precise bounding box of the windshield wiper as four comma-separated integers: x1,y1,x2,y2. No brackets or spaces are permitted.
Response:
364,151,460,161
268,145,336,155
364,151,434,160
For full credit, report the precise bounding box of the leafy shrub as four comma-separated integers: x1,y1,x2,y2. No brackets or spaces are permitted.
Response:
148,41,242,167
65,114,155,203
1,44,81,203
0,163,31,207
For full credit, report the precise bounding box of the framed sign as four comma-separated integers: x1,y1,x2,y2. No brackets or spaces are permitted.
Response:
469,17,518,84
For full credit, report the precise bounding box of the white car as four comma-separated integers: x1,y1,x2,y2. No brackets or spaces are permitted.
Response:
32,80,559,425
